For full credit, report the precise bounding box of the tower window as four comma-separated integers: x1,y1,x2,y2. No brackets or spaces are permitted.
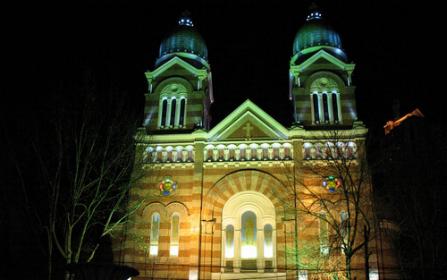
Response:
332,93,339,123
179,98,186,127
170,99,177,127
312,94,320,123
160,99,168,127
158,83,188,129
310,77,341,124
322,93,329,122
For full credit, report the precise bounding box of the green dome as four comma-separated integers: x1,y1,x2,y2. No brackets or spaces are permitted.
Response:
292,11,346,62
158,15,208,63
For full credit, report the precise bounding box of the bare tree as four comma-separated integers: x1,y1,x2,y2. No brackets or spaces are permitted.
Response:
281,128,375,280
7,69,147,279
39,108,146,279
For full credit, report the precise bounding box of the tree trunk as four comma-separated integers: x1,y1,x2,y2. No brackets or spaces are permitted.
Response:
345,256,352,280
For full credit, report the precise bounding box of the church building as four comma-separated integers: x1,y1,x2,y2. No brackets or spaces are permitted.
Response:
113,8,398,280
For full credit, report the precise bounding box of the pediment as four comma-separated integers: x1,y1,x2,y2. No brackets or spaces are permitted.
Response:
208,100,289,141
146,57,207,79
296,50,355,72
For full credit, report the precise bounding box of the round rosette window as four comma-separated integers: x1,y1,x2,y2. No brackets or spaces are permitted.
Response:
159,176,177,196
322,176,342,193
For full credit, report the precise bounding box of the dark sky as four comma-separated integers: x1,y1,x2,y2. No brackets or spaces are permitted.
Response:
5,0,442,132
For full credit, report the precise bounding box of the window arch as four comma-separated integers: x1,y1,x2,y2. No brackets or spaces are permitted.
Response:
150,212,160,256
310,77,342,124
158,83,188,128
170,214,180,256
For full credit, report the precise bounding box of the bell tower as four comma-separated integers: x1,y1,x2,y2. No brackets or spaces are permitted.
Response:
143,12,213,132
289,6,358,128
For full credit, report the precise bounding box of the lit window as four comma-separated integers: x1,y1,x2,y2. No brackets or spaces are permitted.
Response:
264,224,273,258
241,211,257,258
298,270,308,280
170,214,180,256
320,212,329,255
150,212,160,256
225,225,234,258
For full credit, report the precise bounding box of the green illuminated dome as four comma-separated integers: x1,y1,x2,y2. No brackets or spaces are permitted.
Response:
292,10,347,62
157,13,208,67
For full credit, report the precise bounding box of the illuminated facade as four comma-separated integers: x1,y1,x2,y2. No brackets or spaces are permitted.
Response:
113,10,398,280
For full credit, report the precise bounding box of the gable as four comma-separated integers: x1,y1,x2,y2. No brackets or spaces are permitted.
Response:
293,50,355,73
146,57,208,80
208,100,289,141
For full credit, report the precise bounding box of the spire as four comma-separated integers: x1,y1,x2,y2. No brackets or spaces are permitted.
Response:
178,10,194,27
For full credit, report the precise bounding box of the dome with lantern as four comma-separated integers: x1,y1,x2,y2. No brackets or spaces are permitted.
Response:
156,12,209,68
292,7,347,64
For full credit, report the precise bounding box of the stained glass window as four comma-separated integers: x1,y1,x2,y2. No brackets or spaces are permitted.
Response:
159,176,177,196
322,175,342,193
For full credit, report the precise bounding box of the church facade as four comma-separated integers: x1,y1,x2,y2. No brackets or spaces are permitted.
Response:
113,10,398,280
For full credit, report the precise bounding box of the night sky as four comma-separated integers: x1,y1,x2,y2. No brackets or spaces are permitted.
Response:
5,0,443,133
2,1,446,278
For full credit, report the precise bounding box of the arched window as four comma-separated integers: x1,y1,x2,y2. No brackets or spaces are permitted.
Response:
179,98,186,127
332,93,339,123
241,211,257,258
225,225,234,258
319,212,329,255
170,99,177,127
322,93,329,122
312,94,320,123
160,99,168,127
310,77,341,124
264,224,273,258
150,212,160,256
170,214,180,256
341,211,349,254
